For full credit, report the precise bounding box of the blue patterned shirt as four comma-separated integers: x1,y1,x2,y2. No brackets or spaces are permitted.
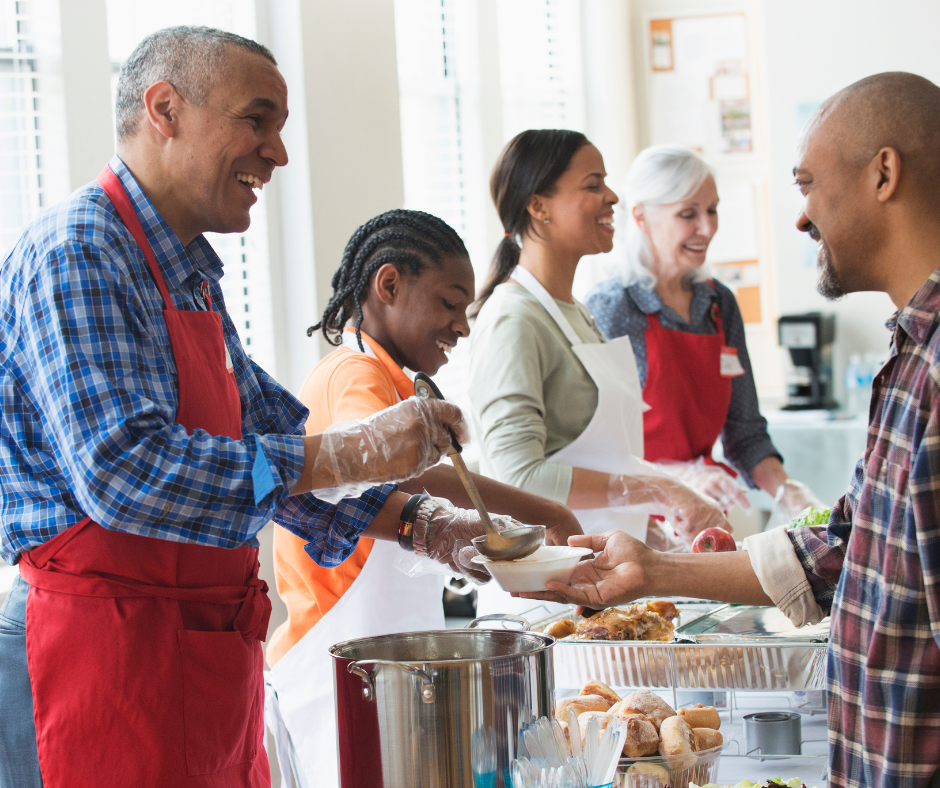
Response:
0,156,392,567
586,277,780,485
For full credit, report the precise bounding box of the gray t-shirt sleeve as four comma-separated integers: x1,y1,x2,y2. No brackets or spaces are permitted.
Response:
468,305,574,503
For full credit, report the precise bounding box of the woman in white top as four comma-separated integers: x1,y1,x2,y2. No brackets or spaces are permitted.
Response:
468,129,733,616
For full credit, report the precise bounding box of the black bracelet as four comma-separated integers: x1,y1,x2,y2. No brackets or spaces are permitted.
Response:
398,493,429,551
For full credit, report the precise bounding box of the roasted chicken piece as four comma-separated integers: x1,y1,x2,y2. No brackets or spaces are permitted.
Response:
572,602,675,641
645,599,678,623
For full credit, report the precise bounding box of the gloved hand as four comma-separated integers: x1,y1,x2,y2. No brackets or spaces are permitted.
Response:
423,498,521,584
608,471,731,543
768,479,825,525
657,459,752,514
312,397,468,503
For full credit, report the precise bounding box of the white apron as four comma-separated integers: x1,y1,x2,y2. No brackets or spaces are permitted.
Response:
266,335,445,787
475,265,648,618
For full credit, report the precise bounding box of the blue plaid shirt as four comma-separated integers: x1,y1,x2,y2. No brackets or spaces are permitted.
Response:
0,156,393,567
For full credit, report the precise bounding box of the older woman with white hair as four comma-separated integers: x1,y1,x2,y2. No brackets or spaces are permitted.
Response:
586,145,822,516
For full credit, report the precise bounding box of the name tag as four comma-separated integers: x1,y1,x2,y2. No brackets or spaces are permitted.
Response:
720,346,745,377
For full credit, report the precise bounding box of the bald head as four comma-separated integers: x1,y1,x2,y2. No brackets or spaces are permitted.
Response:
805,72,940,195
793,72,940,308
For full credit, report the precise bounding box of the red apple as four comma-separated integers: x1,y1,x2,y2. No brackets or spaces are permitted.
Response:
691,527,737,553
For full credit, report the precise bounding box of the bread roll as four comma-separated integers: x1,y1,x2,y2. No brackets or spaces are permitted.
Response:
678,704,721,730
618,690,676,731
576,711,612,744
545,619,577,639
618,714,660,757
658,715,697,770
580,679,621,707
626,762,671,788
558,720,571,755
693,727,723,751
555,694,609,721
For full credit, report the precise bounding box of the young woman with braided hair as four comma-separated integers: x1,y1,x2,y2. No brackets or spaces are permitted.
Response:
265,209,582,786
467,130,734,617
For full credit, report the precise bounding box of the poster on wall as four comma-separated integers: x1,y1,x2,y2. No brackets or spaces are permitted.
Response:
646,13,754,157
644,11,766,325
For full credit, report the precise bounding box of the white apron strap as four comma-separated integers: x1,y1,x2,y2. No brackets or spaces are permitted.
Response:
263,672,308,788
511,266,584,347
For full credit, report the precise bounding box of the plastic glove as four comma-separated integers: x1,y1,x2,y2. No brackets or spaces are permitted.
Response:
608,471,731,543
657,459,752,514
768,479,826,526
313,397,468,503
395,497,514,584
424,498,518,584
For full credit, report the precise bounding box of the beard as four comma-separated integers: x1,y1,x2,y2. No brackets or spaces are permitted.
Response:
808,222,845,300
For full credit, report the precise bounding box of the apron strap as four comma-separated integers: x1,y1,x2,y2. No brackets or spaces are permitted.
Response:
511,265,585,347
96,164,175,313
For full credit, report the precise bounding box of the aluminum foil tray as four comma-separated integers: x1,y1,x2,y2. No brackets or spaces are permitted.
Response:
529,602,829,692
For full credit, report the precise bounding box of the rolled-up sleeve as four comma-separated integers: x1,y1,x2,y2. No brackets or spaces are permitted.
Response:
743,471,853,626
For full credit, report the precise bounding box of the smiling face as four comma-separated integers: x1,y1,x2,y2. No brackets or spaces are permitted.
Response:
793,112,879,299
372,254,475,376
531,144,619,257
170,47,288,241
634,176,719,281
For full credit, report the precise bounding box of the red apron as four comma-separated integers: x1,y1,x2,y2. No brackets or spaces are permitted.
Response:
17,165,272,788
642,283,742,469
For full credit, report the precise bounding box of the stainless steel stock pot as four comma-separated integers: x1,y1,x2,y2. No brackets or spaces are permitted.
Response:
330,614,554,788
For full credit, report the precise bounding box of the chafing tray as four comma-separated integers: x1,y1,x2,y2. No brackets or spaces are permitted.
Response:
528,602,829,691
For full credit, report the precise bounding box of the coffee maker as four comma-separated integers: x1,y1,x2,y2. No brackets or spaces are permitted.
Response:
778,312,837,410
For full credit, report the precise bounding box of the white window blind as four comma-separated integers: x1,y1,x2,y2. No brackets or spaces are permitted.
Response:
104,0,277,375
394,0,488,270
497,0,586,138
0,0,69,255
393,0,588,432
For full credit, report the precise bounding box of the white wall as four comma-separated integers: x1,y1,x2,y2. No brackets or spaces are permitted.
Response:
58,0,114,190
259,0,406,393
758,0,936,403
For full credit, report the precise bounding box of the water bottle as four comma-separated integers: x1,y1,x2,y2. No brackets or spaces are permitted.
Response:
844,354,864,414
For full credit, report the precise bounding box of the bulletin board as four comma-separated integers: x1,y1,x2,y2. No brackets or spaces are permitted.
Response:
643,11,767,325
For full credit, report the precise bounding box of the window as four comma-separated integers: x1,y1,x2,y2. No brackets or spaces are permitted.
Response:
497,0,585,139
105,0,277,374
394,0,587,431
0,0,69,254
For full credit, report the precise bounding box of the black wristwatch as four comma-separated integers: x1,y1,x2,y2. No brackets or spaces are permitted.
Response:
398,494,429,551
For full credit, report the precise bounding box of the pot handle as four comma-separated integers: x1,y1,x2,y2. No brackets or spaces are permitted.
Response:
347,660,435,704
466,613,531,630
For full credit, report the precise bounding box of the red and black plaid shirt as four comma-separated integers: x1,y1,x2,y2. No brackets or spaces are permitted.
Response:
788,269,940,788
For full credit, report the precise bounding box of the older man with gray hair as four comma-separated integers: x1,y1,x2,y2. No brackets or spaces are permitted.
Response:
0,25,483,788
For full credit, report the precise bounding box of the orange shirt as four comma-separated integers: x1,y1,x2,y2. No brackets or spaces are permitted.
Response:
266,330,414,667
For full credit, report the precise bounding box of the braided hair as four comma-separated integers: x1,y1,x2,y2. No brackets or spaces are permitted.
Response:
308,209,469,351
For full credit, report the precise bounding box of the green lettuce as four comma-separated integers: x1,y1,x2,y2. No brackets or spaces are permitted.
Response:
787,506,831,529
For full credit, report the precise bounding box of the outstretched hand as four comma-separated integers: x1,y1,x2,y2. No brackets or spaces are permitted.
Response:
514,530,653,609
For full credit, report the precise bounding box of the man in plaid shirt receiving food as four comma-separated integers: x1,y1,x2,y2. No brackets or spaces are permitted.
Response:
524,71,940,788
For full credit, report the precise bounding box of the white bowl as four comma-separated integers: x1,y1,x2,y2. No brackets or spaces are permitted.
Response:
471,545,593,593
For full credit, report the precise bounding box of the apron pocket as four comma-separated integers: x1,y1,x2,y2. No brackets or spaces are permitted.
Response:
178,629,263,776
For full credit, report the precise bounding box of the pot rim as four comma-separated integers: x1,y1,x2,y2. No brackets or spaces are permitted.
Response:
329,627,556,666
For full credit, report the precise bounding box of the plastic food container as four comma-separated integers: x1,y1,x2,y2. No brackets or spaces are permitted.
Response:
613,743,723,788
471,546,593,592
